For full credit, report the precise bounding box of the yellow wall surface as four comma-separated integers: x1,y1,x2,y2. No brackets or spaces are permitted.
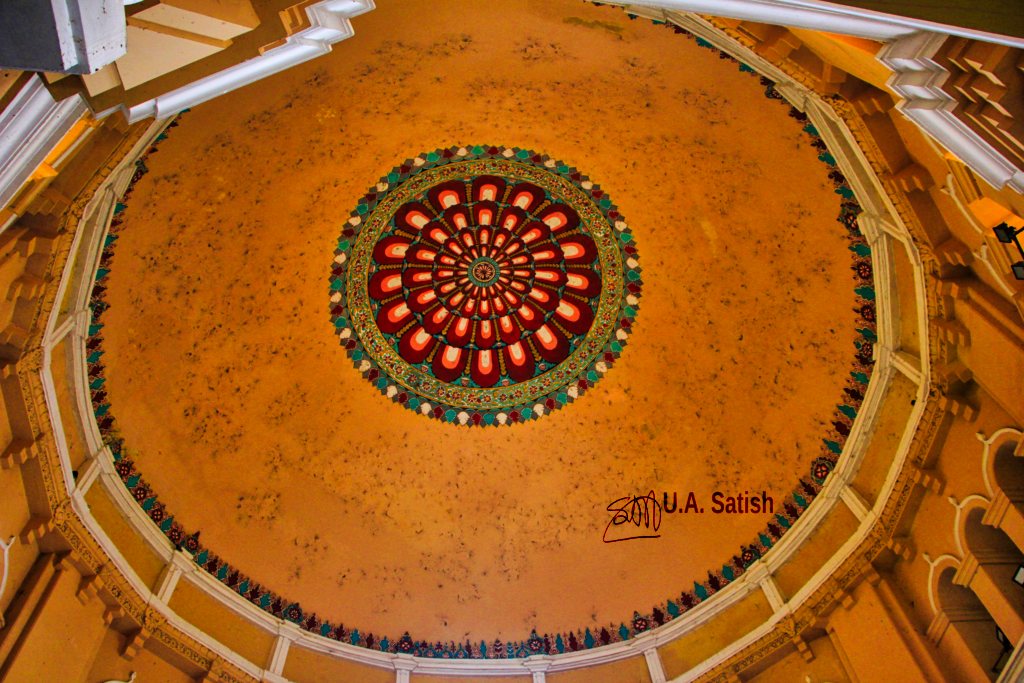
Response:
167,577,277,668
0,3,1022,683
86,629,198,683
84,483,168,592
774,503,860,600
1,561,108,683
547,656,651,683
283,644,396,683
657,590,774,678
850,372,918,505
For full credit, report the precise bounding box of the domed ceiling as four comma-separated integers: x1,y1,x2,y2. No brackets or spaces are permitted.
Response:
90,0,872,654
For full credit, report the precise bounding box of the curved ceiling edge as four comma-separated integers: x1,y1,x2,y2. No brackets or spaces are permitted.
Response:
35,14,932,683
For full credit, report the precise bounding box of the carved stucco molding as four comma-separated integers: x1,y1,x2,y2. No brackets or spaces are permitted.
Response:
697,488,920,681
2,125,259,683
824,101,947,388
660,17,947,680
878,31,1024,194
14,11,954,683
6,120,154,539
114,0,376,123
679,7,1024,194
0,76,89,219
624,0,1024,47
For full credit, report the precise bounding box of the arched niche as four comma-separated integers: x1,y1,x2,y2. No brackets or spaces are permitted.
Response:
986,438,1024,548
936,565,1003,680
956,507,1024,644
992,439,1024,498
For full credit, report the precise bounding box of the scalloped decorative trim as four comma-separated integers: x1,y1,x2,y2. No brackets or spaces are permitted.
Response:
328,146,641,425
83,22,875,660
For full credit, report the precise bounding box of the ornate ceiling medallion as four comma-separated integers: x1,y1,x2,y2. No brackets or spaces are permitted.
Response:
329,146,642,425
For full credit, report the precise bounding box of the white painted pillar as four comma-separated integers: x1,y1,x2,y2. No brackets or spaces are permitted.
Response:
0,533,15,627
760,575,787,613
120,1,374,122
266,634,291,678
0,0,126,73
840,485,872,522
890,350,923,384
394,654,416,683
153,557,184,604
643,646,667,683
524,656,551,682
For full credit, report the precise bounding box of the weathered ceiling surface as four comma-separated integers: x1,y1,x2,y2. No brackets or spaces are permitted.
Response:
93,0,869,650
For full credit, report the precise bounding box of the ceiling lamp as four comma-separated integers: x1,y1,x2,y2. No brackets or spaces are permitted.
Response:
992,223,1024,280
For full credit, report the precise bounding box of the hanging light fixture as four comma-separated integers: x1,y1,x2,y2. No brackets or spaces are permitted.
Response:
993,626,1013,674
992,223,1024,280
1013,564,1024,587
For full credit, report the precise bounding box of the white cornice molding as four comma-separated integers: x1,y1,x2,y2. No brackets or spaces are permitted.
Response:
0,76,87,221
638,4,1024,193
37,13,936,683
619,0,1024,47
40,96,917,678
113,0,375,123
878,31,1024,194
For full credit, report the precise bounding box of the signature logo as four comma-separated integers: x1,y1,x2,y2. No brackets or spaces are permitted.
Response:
603,490,775,542
602,490,662,543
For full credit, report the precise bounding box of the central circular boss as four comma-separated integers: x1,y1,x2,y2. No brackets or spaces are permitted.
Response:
329,146,642,425
468,257,499,287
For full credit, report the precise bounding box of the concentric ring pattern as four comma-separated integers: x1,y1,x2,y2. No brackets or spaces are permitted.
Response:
329,146,642,425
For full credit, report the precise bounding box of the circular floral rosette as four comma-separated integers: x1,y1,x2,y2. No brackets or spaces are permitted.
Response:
329,146,641,425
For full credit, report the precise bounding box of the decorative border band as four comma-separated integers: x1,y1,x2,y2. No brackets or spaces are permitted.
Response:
329,148,641,425
82,22,875,659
